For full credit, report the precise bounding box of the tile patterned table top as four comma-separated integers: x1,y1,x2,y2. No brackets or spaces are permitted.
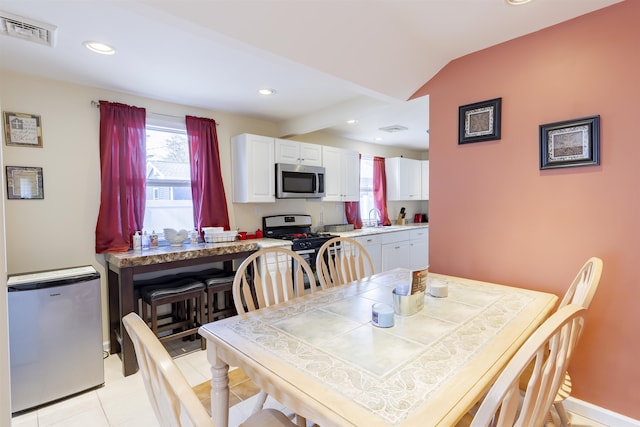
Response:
202,269,557,426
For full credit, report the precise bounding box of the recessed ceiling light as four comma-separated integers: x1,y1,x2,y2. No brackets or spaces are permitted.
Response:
258,88,276,95
83,41,115,55
346,119,358,124
506,0,533,5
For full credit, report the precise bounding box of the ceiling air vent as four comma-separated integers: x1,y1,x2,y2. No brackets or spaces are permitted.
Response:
379,125,408,133
0,11,57,47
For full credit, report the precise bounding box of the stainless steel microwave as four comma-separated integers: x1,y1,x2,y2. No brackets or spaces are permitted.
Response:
276,163,326,199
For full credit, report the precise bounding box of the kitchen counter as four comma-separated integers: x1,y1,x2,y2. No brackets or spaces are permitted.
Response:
329,222,428,238
104,240,260,268
105,240,260,376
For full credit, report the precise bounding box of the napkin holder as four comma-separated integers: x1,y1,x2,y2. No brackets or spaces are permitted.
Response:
392,289,425,316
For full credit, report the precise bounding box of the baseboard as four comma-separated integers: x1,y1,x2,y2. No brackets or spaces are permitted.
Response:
564,397,640,427
103,341,110,353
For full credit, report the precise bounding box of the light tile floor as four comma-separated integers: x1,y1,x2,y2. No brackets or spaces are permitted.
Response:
11,346,608,427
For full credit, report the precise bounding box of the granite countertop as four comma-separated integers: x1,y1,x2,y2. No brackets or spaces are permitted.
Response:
104,240,260,268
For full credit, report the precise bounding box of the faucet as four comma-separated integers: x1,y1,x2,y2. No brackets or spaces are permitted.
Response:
368,208,381,227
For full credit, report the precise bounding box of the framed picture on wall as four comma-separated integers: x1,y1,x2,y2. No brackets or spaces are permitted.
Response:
458,98,502,144
3,111,43,147
539,115,600,170
6,166,44,200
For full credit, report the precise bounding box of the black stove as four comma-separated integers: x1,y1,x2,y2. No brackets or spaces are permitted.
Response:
262,214,337,251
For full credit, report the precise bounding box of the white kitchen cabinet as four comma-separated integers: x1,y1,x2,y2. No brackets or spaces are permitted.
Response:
421,160,429,200
322,146,360,202
275,139,322,166
381,230,412,271
385,157,422,201
231,134,275,203
355,234,382,274
409,228,429,270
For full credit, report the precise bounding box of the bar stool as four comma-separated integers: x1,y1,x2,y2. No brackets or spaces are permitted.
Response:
180,269,236,322
200,272,236,322
137,277,207,350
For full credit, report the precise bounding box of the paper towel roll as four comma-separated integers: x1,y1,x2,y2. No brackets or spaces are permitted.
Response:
429,282,448,298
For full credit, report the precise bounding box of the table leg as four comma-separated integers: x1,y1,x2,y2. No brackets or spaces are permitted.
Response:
107,265,120,355
207,346,230,427
118,268,137,376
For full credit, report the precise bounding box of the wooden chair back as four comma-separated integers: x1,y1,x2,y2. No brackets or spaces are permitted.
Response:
470,305,587,427
315,237,374,288
558,256,603,309
122,312,214,427
233,247,319,314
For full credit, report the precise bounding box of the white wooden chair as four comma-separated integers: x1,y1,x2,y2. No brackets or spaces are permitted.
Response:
232,247,318,425
315,236,375,288
470,305,588,427
514,257,603,426
122,312,295,427
552,256,603,426
233,247,320,314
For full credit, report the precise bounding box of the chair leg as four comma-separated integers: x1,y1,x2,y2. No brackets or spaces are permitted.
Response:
252,391,268,414
555,401,571,427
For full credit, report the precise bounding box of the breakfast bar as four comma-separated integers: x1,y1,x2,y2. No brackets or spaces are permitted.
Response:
105,241,259,376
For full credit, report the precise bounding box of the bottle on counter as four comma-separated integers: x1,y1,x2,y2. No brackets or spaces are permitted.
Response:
256,229,263,239
150,230,158,248
191,228,199,245
142,230,150,250
133,231,142,251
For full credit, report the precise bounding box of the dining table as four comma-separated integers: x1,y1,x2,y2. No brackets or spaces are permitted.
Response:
198,268,558,427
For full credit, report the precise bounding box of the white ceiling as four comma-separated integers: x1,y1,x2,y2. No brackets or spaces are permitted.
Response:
0,0,621,150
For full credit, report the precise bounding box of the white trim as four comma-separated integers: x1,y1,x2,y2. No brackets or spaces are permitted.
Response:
564,397,640,427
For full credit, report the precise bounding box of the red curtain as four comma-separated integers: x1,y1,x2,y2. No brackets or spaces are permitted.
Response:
345,201,363,229
95,101,147,253
373,156,392,226
185,116,230,231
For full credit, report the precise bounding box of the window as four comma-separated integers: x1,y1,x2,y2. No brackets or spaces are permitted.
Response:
359,155,376,225
144,124,193,234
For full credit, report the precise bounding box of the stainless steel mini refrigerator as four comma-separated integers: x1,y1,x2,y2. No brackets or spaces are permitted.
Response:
8,265,104,413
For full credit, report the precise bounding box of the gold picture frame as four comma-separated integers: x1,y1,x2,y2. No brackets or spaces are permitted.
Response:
3,111,43,147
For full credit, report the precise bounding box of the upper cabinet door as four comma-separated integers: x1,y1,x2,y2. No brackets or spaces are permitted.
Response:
386,157,422,201
275,139,322,166
421,160,429,200
322,146,360,202
231,134,275,203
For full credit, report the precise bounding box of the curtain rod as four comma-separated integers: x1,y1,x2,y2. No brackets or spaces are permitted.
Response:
90,100,219,125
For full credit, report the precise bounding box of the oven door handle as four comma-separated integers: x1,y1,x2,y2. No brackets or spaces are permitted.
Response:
294,249,316,255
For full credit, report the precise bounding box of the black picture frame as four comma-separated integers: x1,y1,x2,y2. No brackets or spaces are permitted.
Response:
539,115,600,170
6,166,44,199
458,98,502,144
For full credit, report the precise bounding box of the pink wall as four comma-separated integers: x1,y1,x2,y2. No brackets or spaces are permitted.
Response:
414,1,640,420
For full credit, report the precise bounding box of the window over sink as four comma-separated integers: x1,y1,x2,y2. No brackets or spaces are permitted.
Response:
359,155,375,226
